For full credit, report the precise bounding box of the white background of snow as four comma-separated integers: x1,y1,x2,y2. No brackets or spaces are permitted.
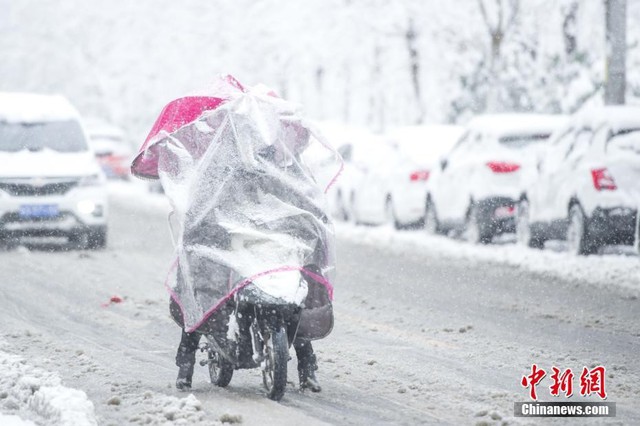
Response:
3,0,640,142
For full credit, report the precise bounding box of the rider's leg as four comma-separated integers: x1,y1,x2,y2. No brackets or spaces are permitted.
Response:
294,338,321,392
236,304,256,368
175,329,201,390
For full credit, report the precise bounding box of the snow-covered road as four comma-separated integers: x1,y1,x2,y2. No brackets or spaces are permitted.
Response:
0,183,638,425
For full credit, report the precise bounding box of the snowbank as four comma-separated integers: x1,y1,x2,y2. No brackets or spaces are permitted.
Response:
0,346,214,425
0,349,97,425
336,223,640,294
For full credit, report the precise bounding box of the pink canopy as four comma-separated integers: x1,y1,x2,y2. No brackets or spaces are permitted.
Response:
130,75,246,179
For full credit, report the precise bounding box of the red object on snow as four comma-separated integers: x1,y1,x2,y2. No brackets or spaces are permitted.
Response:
101,295,124,307
486,161,521,173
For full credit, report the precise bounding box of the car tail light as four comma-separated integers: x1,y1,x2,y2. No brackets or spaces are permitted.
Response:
409,170,430,181
591,168,617,191
494,205,515,218
486,161,520,173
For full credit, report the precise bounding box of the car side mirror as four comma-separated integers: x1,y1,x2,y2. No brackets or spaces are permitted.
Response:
440,158,448,171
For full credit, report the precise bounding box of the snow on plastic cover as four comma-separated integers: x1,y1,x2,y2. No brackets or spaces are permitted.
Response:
142,84,341,335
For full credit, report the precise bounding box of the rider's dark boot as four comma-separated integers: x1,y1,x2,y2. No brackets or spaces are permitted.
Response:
295,341,321,392
176,361,194,390
175,329,201,390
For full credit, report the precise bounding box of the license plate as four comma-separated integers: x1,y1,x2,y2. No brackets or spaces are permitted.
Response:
19,204,59,219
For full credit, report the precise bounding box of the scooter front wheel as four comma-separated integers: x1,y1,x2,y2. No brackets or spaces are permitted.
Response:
208,350,234,387
262,326,288,401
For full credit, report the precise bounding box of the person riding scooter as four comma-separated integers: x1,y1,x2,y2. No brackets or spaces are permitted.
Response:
131,75,340,395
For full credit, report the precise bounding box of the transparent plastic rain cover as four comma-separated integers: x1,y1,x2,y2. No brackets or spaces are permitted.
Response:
134,80,341,336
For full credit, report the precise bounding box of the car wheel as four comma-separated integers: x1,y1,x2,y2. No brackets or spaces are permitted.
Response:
516,199,544,249
424,199,440,235
88,228,107,250
349,192,359,225
464,204,491,244
567,204,597,255
335,191,349,222
71,228,107,250
0,233,18,251
385,197,399,229
69,232,90,250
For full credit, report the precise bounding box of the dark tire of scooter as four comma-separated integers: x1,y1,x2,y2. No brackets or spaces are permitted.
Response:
208,350,234,387
263,326,288,401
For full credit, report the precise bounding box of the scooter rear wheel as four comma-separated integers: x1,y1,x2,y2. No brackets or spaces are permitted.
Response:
262,326,288,401
208,350,234,387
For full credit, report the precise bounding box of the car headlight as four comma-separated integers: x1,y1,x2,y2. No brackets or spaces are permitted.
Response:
77,200,104,217
78,174,102,187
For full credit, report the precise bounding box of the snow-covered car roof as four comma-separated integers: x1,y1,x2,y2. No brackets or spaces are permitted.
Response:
0,92,80,123
572,105,640,133
385,124,464,159
466,113,567,138
84,118,126,140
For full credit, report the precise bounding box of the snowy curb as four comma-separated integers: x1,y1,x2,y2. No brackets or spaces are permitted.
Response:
336,223,640,294
0,350,97,426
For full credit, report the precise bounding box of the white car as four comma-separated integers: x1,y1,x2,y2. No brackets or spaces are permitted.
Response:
314,122,389,223
335,138,398,225
85,118,133,180
0,93,108,249
426,114,566,243
385,125,463,228
517,106,640,255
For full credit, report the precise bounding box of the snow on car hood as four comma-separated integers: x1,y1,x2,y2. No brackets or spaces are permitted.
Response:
0,148,101,178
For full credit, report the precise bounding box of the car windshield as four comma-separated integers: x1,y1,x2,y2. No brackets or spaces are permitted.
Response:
498,133,550,149
0,120,88,153
607,129,640,156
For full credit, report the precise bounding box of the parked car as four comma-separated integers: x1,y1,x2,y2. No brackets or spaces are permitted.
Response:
426,114,566,243
85,118,133,180
315,122,389,223
0,93,108,249
384,125,463,228
516,106,640,255
343,138,399,226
